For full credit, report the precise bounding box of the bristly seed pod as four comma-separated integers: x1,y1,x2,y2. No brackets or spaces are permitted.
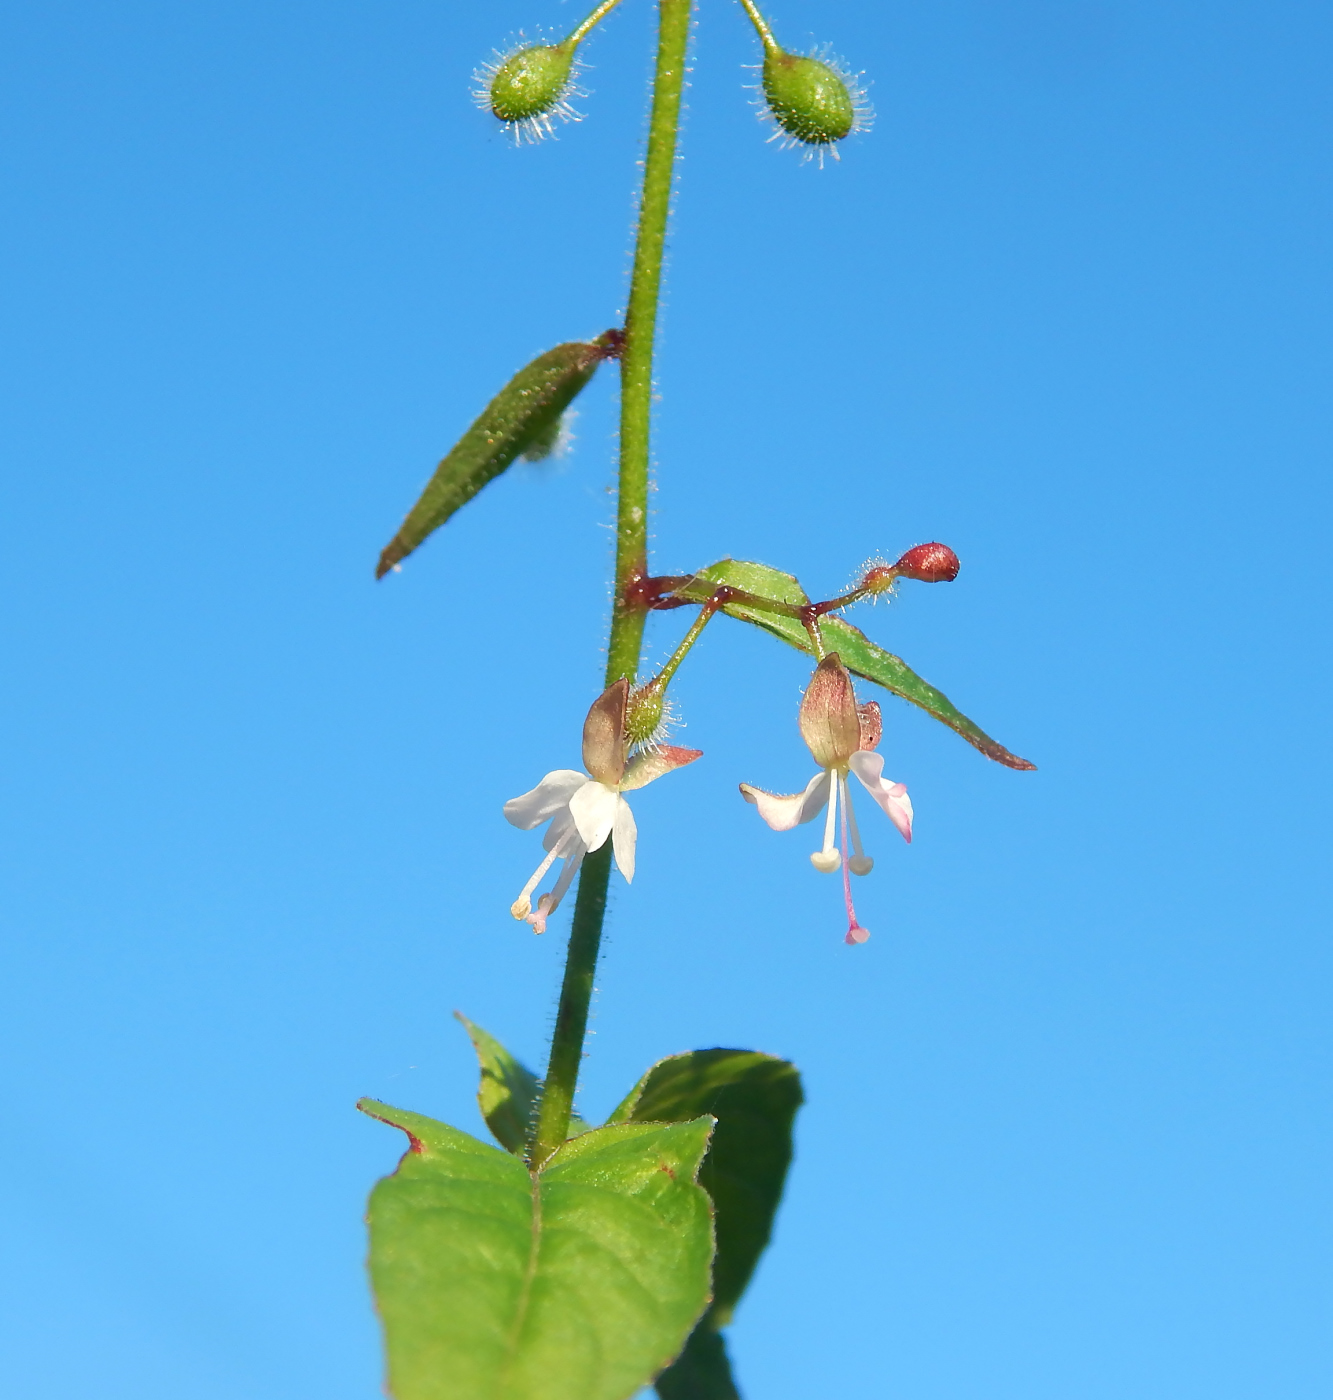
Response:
376,330,622,578
474,39,584,144
760,46,872,162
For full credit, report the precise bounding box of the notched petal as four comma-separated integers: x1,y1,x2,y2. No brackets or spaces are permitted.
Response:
503,769,587,829
611,797,637,882
848,750,913,843
739,771,831,831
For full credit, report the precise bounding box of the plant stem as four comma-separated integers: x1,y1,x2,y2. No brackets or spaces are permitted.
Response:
568,0,627,47
529,842,611,1163
530,0,693,1167
735,0,779,53
606,0,692,686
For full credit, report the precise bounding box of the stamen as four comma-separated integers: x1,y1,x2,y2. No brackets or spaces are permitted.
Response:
525,842,587,934
810,769,841,872
840,782,871,945
842,774,873,875
511,847,560,919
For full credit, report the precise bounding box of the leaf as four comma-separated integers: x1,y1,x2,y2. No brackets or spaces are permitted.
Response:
675,559,1035,770
359,1101,716,1400
817,615,1036,768
610,1050,801,1326
376,331,620,578
653,1327,740,1400
456,1012,590,1156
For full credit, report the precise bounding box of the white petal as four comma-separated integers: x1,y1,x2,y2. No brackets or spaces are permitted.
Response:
611,797,637,882
738,772,830,832
848,750,913,843
568,780,620,852
542,808,579,855
503,770,587,830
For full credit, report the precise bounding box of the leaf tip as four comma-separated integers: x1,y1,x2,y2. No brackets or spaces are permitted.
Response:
357,1097,426,1154
375,538,408,579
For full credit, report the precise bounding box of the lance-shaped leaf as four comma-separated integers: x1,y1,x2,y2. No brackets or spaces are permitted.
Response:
359,1100,715,1400
456,1012,589,1156
674,559,1034,770
608,1050,803,1398
376,330,621,578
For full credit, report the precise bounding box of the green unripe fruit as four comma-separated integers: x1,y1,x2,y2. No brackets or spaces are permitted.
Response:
489,43,575,124
762,51,856,146
625,683,666,747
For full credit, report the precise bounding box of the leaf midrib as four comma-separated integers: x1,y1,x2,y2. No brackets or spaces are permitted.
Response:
495,1169,544,1400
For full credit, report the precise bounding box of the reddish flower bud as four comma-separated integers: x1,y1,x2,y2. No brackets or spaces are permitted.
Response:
892,542,960,583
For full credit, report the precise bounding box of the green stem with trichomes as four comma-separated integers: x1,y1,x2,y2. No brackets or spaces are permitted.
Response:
568,0,627,47
735,0,779,53
530,0,693,1167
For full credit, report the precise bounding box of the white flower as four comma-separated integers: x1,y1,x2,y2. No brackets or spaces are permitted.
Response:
739,654,912,944
504,679,702,933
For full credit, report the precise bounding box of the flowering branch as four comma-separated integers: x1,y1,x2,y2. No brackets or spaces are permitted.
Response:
362,6,1035,1397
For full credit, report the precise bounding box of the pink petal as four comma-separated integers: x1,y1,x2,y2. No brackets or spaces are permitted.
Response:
738,772,830,832
847,750,913,843
620,745,704,792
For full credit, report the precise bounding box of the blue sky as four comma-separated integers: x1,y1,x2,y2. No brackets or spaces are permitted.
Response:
2,0,1330,1396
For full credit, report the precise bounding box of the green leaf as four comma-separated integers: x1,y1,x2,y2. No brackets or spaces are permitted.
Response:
376,332,619,578
676,559,1035,771
359,1100,716,1400
455,1013,540,1155
456,1012,590,1155
610,1050,801,1326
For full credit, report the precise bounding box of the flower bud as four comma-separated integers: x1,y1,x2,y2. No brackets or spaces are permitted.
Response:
799,654,862,770
893,542,960,583
761,48,869,152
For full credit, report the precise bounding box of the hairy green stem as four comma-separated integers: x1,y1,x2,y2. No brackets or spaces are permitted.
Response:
735,0,779,52
606,0,692,685
530,842,611,1163
568,0,627,47
530,0,693,1167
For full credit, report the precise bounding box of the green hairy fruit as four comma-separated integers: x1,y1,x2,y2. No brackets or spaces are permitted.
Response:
489,43,576,123
762,51,856,145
